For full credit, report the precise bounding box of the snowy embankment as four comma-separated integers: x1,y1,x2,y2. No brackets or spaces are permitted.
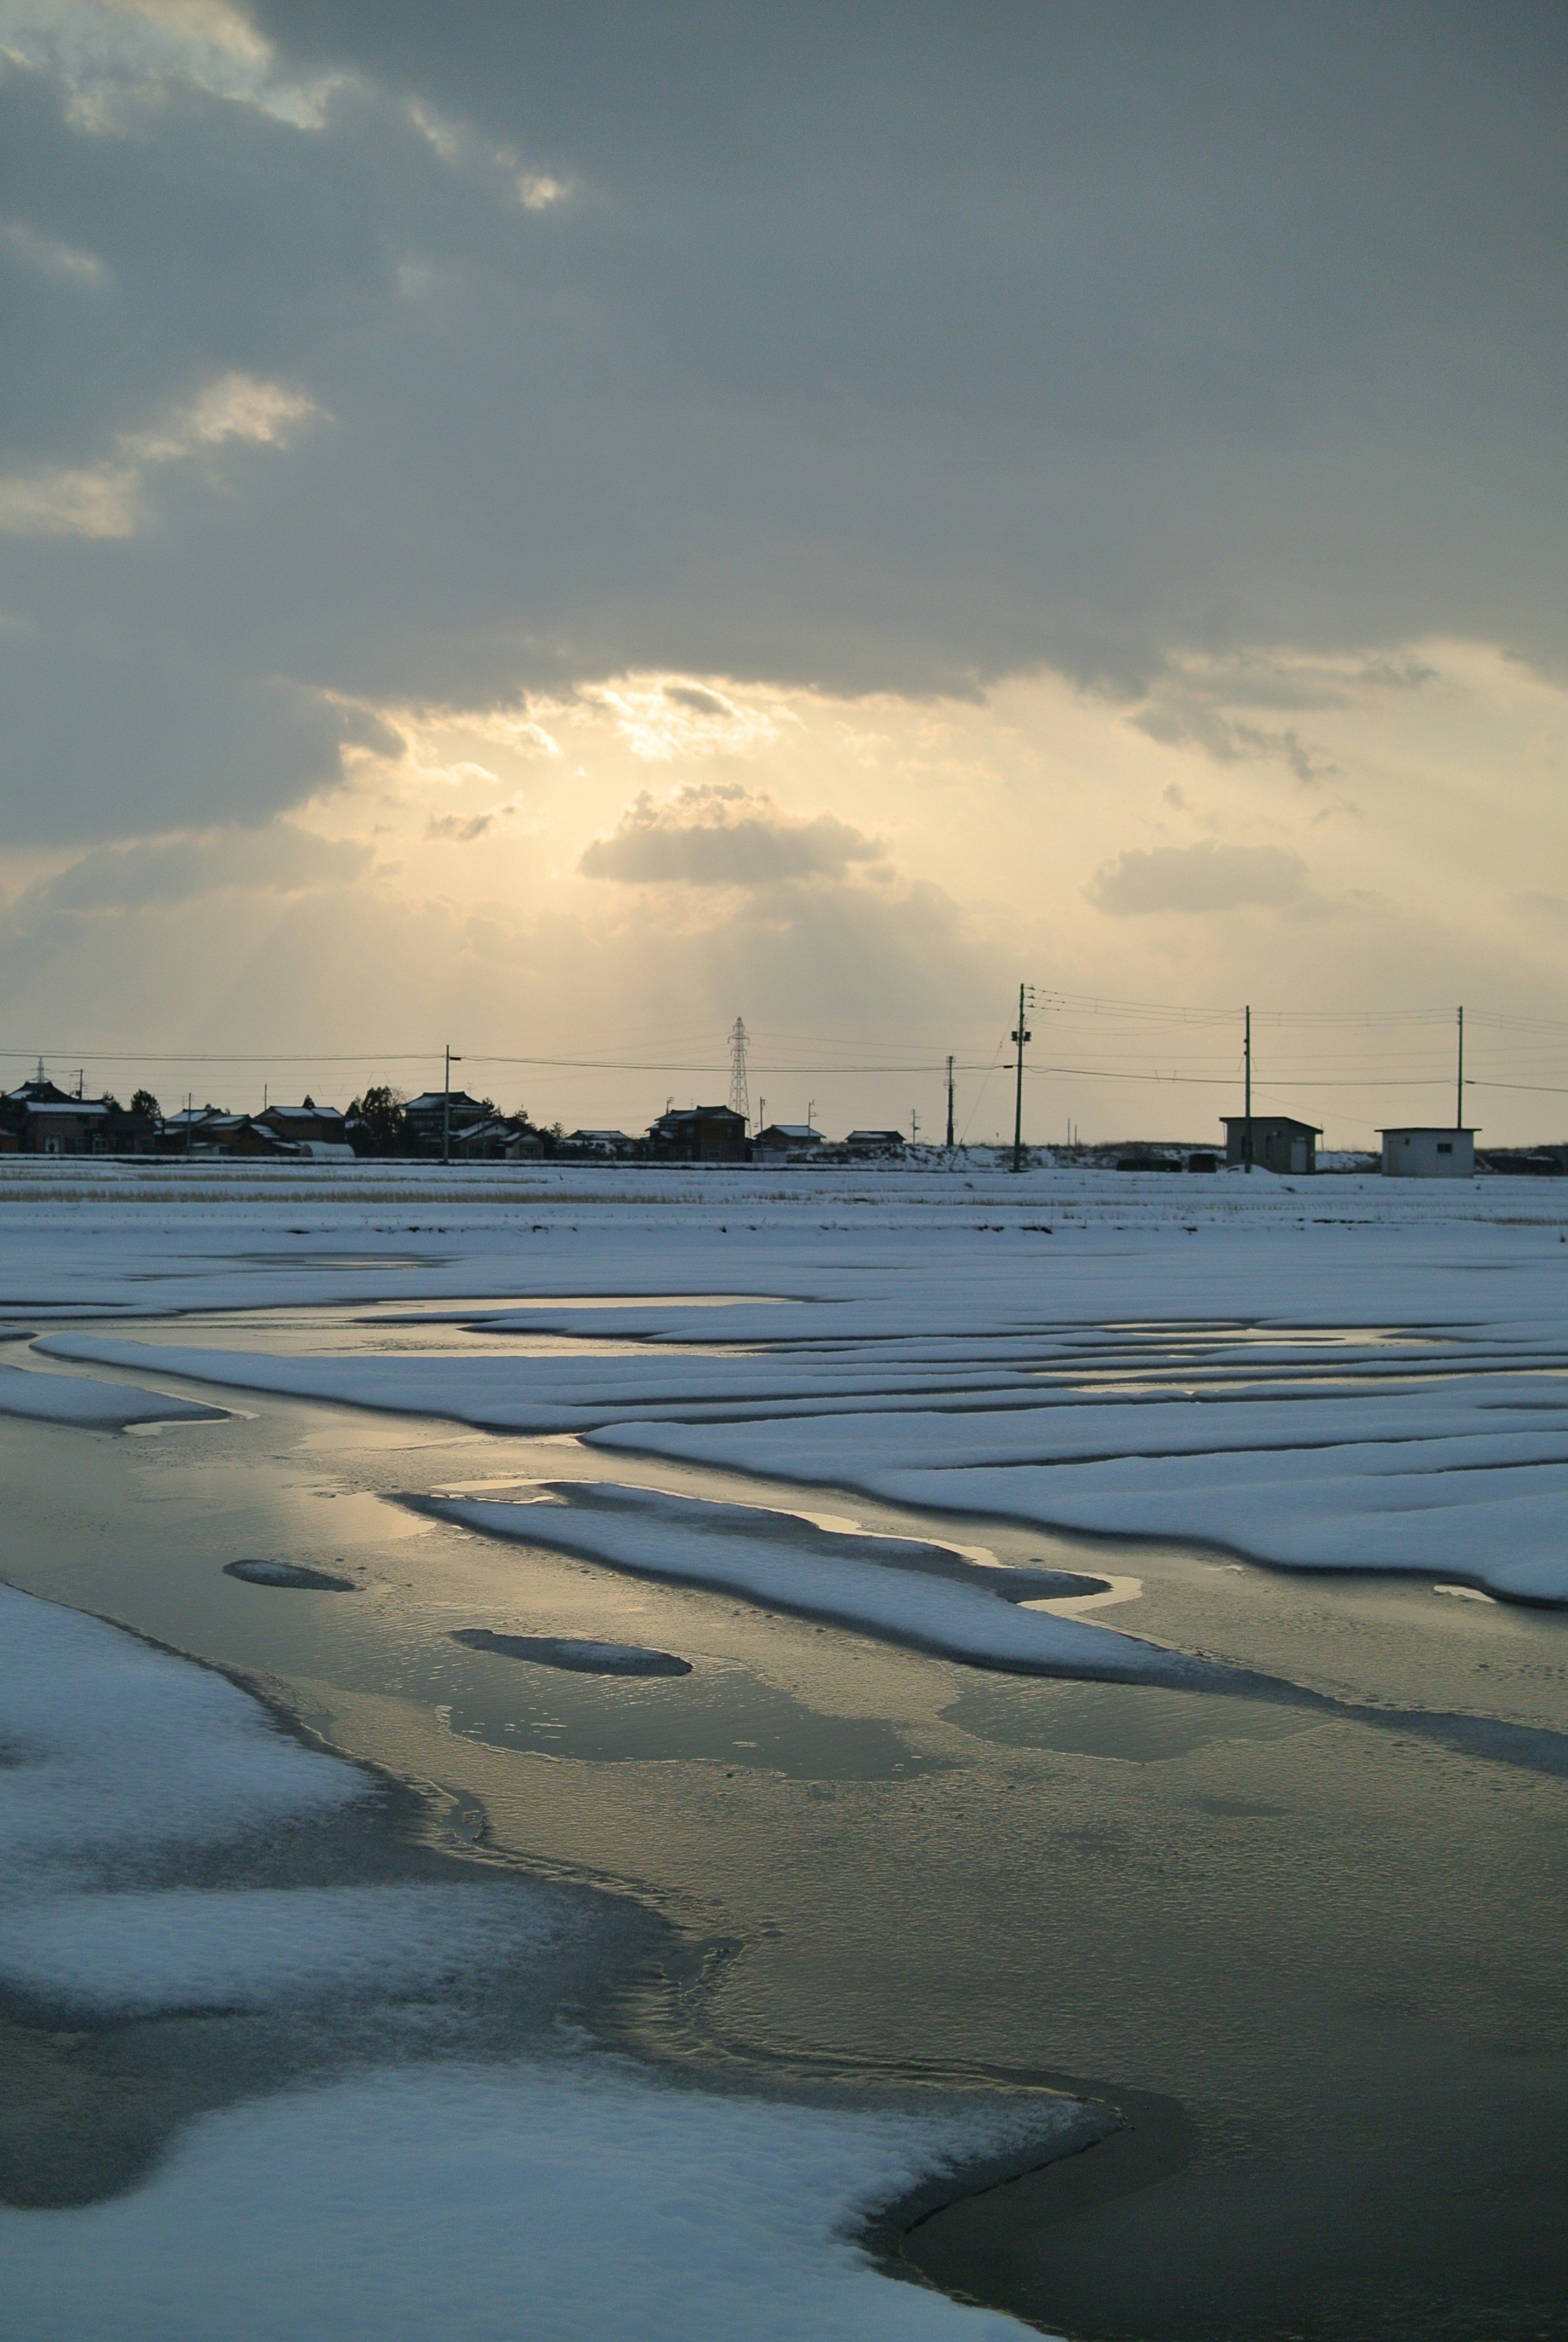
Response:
0,1579,1087,2337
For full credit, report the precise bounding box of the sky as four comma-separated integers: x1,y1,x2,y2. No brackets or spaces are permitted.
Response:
1,0,1566,1146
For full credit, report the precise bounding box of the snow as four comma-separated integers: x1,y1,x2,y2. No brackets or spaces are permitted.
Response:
5,1161,1564,2324
32,1161,1568,1602
0,1883,566,2015
427,1483,1205,1680
0,1358,226,1428
0,1575,1087,2336
1,2058,1073,2342
0,1579,365,1889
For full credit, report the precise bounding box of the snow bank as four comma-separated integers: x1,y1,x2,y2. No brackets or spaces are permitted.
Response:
0,1359,226,1428
425,1483,1205,1682
1,2058,1071,2342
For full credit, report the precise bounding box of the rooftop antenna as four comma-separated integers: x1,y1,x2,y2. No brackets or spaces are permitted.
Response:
727,1017,751,1129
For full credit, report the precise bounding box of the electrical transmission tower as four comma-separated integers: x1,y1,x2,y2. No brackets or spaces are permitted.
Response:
728,1017,751,1127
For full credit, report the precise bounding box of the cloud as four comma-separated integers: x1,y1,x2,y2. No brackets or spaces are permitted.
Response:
1516,890,1568,926
0,371,319,538
1087,839,1313,917
0,7,1562,846
424,797,522,843
590,683,784,763
579,783,884,887
19,821,370,915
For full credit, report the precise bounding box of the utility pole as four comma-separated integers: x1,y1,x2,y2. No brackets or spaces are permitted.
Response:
1243,1005,1253,1173
1456,1005,1464,1129
945,1055,955,1150
757,1097,766,1137
727,1017,751,1129
443,1044,461,1164
911,1107,920,1145
807,1098,816,1134
1010,984,1032,1174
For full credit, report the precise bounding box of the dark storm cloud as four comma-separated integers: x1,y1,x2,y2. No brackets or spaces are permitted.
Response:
1,1,1564,844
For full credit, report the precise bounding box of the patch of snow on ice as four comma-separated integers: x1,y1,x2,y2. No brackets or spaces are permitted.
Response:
426,1483,1203,1682
0,1883,565,2014
0,1360,226,1428
0,2058,1067,2342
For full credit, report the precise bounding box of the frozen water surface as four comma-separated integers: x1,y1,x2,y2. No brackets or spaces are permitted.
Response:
2,1160,1567,2336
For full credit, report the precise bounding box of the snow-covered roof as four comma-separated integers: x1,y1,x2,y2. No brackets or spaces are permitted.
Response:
24,1099,109,1118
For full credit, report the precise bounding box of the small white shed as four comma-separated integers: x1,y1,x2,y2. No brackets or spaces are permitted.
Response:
1379,1127,1477,1178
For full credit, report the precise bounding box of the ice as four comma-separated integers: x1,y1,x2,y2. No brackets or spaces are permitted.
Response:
0,1358,226,1428
450,1628,693,1675
0,1577,1086,2335
424,1483,1207,1681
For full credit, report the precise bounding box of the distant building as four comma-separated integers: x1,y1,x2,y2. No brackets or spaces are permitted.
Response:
646,1105,749,1162
844,1129,907,1157
259,1099,349,1148
754,1122,822,1155
1380,1127,1477,1178
1221,1115,1320,1175
566,1129,638,1156
16,1098,110,1155
452,1117,543,1161
402,1090,491,1150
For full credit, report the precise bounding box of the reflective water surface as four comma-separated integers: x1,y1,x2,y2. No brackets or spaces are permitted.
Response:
2,1305,1566,2341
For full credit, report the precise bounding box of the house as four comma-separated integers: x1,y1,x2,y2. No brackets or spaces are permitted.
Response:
258,1099,349,1148
844,1129,907,1157
1221,1115,1321,1175
17,1098,111,1155
402,1090,492,1150
754,1122,822,1155
566,1129,637,1157
451,1117,543,1161
1380,1127,1477,1179
646,1105,749,1162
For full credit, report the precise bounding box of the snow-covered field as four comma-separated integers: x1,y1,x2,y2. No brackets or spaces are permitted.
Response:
13,1154,1568,1606
2,1156,1566,2334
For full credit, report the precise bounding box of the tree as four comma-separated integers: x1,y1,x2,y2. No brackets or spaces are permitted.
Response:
347,1084,411,1156
129,1089,160,1121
